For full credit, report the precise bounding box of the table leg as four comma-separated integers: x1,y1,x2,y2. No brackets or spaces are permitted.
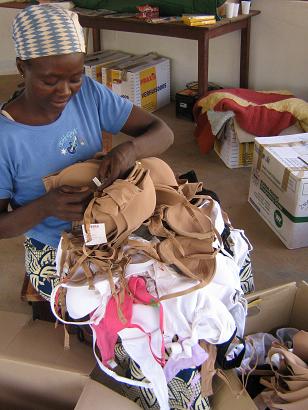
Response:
240,18,251,88
92,28,101,52
198,32,210,97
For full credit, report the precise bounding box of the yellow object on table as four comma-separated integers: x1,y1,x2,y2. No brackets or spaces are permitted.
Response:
182,15,216,26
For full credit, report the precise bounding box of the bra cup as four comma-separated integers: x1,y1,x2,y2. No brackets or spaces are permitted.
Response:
158,236,216,283
293,331,308,363
165,202,213,238
43,160,101,191
84,164,156,247
65,283,102,319
140,157,178,186
56,161,101,187
155,184,187,207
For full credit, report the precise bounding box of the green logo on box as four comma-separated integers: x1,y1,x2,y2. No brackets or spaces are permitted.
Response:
274,210,283,228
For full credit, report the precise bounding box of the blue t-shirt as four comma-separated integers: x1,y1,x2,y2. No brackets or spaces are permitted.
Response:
0,76,133,247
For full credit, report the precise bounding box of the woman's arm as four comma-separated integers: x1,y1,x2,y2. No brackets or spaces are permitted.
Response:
121,105,174,158
98,105,174,187
0,187,92,239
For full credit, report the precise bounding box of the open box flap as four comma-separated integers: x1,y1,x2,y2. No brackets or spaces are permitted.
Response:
0,319,95,374
290,281,308,331
245,282,298,335
0,311,31,351
0,358,88,410
210,370,257,410
74,379,140,409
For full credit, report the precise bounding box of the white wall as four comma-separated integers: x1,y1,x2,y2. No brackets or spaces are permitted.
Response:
0,8,18,74
250,0,308,100
1,0,308,99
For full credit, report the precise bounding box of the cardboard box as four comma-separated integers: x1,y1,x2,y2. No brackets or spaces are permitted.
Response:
245,281,308,336
74,379,140,409
75,369,256,410
215,122,304,170
84,50,133,83
248,133,308,249
214,118,255,168
101,54,170,112
88,355,256,410
210,370,257,409
0,311,96,410
0,310,258,410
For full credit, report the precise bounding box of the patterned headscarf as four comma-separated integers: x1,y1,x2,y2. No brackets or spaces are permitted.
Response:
12,5,85,60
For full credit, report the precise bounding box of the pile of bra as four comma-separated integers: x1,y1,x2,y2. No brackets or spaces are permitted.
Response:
239,329,308,410
44,156,253,410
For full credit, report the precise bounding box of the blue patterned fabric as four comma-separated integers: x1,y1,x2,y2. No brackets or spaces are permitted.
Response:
12,5,85,60
24,237,58,301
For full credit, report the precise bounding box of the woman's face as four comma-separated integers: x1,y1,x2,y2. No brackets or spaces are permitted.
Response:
17,53,85,114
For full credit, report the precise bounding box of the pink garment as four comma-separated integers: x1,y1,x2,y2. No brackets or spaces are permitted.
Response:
92,277,164,367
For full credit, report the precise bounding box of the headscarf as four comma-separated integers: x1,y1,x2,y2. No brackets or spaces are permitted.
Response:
12,4,85,60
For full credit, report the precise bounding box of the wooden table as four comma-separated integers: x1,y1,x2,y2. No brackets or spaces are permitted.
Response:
0,2,260,95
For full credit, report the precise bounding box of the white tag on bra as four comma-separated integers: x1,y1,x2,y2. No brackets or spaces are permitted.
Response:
82,223,107,245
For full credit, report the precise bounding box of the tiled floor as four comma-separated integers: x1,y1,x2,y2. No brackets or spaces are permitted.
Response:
0,75,307,314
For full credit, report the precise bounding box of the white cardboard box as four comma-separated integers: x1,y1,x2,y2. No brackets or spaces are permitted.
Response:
248,133,308,249
214,119,255,168
101,55,171,112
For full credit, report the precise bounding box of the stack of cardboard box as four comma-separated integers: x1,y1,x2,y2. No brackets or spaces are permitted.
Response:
85,50,170,113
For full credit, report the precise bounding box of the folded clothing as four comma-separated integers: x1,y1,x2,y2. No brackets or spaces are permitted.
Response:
193,88,308,153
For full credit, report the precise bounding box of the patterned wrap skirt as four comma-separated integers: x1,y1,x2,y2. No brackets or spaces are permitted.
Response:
114,343,211,410
24,237,58,301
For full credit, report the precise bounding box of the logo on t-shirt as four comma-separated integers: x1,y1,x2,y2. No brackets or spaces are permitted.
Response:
58,128,85,155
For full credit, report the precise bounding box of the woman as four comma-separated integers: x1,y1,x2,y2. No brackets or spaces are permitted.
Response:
0,4,173,299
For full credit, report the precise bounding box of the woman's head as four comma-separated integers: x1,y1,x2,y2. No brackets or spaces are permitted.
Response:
12,5,86,114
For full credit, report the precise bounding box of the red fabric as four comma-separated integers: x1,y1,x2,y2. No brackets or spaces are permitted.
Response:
194,88,297,154
214,100,295,136
194,114,214,154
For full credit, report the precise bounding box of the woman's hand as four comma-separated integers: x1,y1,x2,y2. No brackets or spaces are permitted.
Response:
97,141,137,190
96,105,173,190
41,185,93,221
0,186,93,239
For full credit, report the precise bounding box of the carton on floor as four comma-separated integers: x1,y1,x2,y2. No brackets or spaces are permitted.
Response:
0,310,257,410
249,134,308,248
214,118,255,168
